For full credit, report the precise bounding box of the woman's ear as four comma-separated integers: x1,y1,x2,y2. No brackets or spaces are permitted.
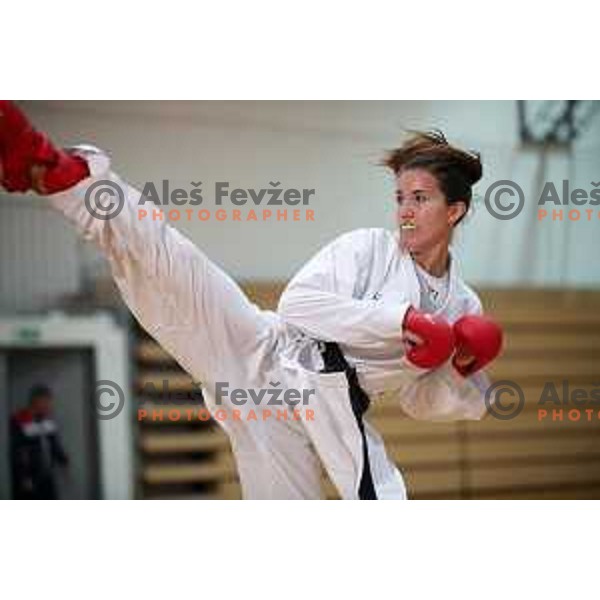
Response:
448,201,467,227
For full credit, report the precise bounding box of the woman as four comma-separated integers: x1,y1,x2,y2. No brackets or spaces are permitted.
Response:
0,102,503,499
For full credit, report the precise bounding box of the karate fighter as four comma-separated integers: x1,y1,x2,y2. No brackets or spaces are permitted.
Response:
0,101,503,499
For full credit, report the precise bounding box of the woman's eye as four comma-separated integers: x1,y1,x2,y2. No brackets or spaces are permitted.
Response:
415,194,428,203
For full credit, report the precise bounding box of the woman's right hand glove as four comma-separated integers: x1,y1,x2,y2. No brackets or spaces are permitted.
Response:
451,315,503,377
402,306,455,369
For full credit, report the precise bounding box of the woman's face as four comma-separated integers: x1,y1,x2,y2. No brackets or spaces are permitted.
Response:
395,168,465,254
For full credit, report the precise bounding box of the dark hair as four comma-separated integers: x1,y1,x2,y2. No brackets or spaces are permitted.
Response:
382,130,483,225
29,384,53,402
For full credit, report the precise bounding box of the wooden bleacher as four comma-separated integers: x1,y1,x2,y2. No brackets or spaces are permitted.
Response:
135,285,600,500
464,289,600,499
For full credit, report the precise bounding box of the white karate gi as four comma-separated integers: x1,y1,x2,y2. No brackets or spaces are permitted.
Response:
47,146,492,500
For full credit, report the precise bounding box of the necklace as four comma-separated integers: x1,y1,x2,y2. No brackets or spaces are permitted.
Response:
415,264,448,310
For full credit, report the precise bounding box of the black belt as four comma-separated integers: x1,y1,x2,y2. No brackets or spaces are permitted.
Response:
319,341,377,500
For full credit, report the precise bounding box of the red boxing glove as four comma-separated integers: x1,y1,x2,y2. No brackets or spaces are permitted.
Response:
0,100,89,194
452,315,503,377
402,307,454,369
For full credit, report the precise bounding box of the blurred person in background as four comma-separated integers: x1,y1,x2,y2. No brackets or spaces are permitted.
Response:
10,384,69,500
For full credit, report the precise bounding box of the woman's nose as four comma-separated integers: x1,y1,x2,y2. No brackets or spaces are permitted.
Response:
399,206,416,220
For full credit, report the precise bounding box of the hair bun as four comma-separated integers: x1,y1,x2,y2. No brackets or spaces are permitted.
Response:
459,149,483,185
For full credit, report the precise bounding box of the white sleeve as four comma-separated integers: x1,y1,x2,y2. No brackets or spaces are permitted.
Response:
277,229,411,349
395,288,493,421
45,146,221,382
395,365,492,421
